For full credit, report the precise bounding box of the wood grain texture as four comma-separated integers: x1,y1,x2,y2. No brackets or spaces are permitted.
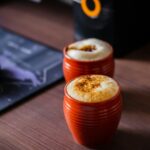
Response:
0,1,150,150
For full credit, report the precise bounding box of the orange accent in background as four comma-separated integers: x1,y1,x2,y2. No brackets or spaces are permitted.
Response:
81,0,102,18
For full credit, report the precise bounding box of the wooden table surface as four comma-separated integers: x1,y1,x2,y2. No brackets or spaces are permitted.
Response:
0,1,150,150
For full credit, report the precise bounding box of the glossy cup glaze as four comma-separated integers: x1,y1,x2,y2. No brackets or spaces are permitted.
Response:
63,78,122,148
63,43,115,83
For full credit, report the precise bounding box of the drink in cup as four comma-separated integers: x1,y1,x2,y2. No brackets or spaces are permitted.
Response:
63,38,115,82
64,75,122,147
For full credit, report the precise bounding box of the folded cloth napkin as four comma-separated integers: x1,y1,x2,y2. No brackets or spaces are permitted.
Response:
0,56,40,86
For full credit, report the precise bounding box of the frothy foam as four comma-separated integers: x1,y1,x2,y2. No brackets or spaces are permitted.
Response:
67,75,119,103
67,38,112,61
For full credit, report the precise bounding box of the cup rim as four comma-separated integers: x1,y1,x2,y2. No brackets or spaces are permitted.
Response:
63,39,113,63
64,74,121,105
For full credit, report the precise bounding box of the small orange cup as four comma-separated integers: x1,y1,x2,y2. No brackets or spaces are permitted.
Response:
63,76,122,148
63,42,115,83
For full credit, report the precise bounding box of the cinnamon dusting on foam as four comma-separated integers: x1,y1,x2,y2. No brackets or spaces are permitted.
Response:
67,38,112,61
68,45,96,52
67,75,119,103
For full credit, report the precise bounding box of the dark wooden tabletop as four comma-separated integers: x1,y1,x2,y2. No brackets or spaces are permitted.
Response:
0,1,150,150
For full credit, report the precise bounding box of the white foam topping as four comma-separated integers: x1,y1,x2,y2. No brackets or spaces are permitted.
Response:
67,38,112,61
67,75,119,103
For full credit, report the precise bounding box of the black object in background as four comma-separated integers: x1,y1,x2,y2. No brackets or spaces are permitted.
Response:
114,0,150,56
73,0,150,57
0,27,63,112
74,0,114,45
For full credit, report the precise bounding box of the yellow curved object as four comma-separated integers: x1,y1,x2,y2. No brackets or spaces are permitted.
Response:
81,0,102,18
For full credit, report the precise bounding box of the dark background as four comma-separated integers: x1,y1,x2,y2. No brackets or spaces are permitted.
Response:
1,0,150,56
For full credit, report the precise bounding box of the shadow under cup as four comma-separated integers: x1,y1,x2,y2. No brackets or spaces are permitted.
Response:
63,83,122,148
63,45,115,83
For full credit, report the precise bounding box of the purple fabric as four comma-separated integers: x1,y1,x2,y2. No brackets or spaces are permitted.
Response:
0,56,40,86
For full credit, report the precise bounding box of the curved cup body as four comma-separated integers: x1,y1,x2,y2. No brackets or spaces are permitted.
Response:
63,85,122,147
63,46,115,83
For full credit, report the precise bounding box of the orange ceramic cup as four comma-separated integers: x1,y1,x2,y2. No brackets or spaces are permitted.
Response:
63,39,115,83
63,75,122,148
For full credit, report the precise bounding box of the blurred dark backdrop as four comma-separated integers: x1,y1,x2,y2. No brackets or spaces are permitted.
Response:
0,0,149,57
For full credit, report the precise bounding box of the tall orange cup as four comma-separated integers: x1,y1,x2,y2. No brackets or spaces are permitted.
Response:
63,75,122,148
63,40,115,83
